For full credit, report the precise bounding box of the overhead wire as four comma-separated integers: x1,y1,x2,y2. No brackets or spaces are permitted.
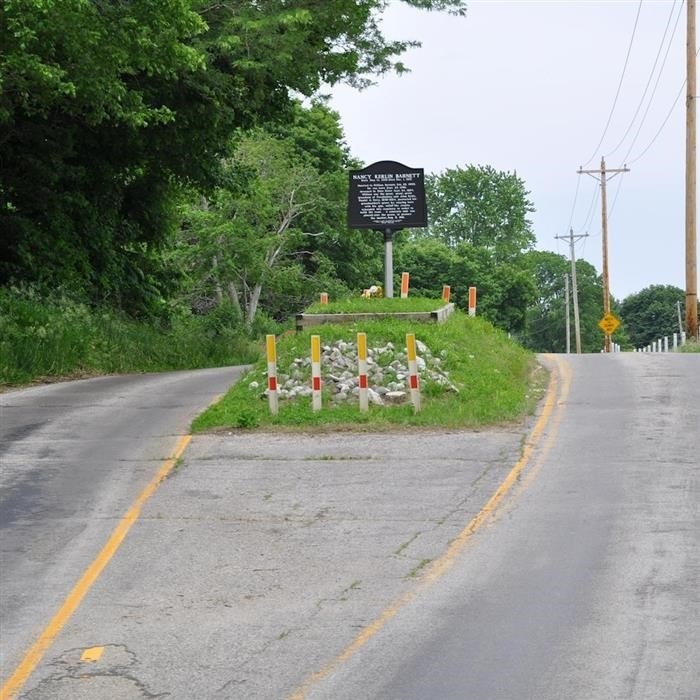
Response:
605,0,679,159
622,1,687,162
581,0,644,167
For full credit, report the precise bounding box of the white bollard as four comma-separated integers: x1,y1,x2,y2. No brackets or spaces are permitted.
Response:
664,337,669,353
673,333,678,350
266,335,279,415
406,333,421,413
681,331,687,346
357,332,369,413
311,335,322,412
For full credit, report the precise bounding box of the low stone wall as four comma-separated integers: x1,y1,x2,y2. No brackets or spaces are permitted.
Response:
296,302,454,332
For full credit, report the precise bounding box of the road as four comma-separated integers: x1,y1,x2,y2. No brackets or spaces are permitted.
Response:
1,354,698,699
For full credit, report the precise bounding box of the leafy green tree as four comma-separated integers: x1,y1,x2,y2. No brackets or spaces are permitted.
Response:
418,165,536,263
395,239,536,333
619,285,689,349
519,251,608,353
1,0,466,311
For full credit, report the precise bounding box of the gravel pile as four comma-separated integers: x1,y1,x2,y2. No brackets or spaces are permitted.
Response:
249,339,459,406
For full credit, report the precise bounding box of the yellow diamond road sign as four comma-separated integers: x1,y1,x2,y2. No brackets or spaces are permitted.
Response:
598,312,620,335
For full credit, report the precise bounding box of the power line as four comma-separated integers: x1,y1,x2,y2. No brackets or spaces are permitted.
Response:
622,1,687,162
628,74,687,163
581,0,644,167
566,173,581,231
606,0,680,158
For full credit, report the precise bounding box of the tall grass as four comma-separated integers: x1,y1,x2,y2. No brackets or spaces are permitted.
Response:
0,288,260,386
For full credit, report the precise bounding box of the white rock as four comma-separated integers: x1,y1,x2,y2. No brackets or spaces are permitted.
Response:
368,388,384,405
384,391,408,404
248,381,259,390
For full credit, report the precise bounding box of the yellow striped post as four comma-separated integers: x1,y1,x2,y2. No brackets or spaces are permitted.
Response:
311,335,322,411
266,334,279,415
442,284,451,303
400,272,410,299
357,332,369,413
320,292,329,305
406,333,421,412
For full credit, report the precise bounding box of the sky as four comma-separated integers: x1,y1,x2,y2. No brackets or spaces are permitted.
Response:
329,0,695,301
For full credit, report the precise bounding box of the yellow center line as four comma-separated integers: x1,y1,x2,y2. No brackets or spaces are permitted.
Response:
0,434,192,700
288,354,569,700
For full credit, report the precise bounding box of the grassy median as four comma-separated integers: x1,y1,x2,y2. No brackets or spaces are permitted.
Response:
192,308,544,432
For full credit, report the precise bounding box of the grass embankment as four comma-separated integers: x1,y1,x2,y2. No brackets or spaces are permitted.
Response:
304,297,444,314
0,290,259,386
193,307,543,432
678,339,700,352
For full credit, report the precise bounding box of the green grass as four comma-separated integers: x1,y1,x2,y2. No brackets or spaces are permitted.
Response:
678,339,700,352
192,310,543,432
0,289,259,386
304,296,445,314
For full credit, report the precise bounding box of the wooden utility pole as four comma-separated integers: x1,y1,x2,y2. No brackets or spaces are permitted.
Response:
555,228,589,353
687,0,698,339
564,273,571,354
578,158,629,352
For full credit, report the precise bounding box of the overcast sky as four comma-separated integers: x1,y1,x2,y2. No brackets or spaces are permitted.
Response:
329,0,694,301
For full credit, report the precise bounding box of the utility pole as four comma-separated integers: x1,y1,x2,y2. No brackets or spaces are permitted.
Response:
578,158,629,352
686,0,698,339
555,228,589,353
564,273,571,354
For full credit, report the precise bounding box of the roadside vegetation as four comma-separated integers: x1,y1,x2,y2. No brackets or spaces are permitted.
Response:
0,289,259,386
192,308,543,432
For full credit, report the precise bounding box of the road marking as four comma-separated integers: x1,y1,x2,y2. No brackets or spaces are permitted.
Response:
0,434,192,700
288,355,569,700
80,646,104,663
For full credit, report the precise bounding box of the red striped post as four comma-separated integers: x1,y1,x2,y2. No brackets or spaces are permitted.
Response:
357,332,369,413
320,292,329,305
400,272,410,299
311,334,322,411
406,333,421,413
442,284,451,303
265,335,279,415
468,286,477,317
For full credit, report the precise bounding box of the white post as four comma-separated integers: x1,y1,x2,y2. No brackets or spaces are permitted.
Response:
681,331,687,345
673,332,678,350
664,336,669,353
357,332,369,413
406,333,421,413
311,335,322,412
266,335,279,415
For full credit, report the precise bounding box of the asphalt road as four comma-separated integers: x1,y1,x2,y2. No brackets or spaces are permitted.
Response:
1,354,697,699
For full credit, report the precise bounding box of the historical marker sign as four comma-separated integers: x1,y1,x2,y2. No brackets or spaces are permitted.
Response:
347,160,427,230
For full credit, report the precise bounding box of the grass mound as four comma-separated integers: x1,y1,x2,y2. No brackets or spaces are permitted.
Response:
193,309,543,432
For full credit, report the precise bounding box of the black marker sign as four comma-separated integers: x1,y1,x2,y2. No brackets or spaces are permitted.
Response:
347,161,427,230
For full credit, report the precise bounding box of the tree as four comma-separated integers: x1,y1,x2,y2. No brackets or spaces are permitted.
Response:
519,251,608,353
418,165,536,263
395,239,536,334
1,0,466,311
619,285,690,349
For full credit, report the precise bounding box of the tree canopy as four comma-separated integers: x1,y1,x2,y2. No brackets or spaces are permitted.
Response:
619,285,688,349
1,0,465,309
419,165,536,262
